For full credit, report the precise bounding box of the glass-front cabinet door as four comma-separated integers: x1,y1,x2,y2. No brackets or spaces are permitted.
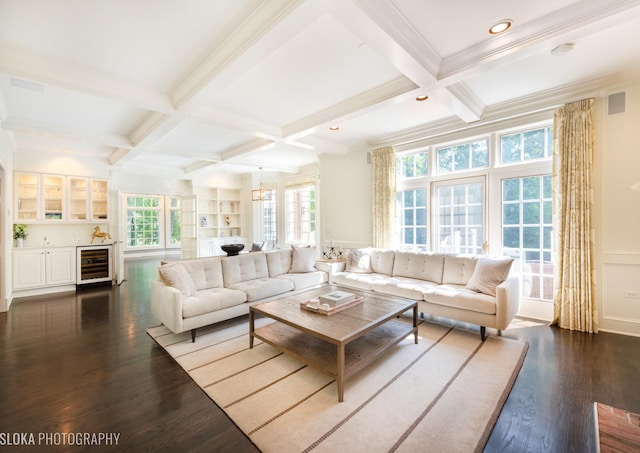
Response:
14,172,40,222
68,176,89,221
91,179,109,221
42,174,65,221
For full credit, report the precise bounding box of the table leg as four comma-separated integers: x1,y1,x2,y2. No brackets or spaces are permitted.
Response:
413,304,418,344
337,343,345,402
249,309,255,348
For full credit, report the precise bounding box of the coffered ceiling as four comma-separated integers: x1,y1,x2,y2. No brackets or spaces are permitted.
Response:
1,0,639,178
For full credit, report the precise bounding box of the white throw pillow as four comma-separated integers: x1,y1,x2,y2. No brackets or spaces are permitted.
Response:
290,246,317,273
466,257,514,297
347,248,372,273
158,263,196,297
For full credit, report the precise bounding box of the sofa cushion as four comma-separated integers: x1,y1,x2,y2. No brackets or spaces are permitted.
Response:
182,287,247,319
371,277,439,300
370,249,396,275
158,263,196,296
226,278,294,302
392,251,444,283
346,248,372,273
425,284,496,315
180,257,224,290
266,249,292,277
332,272,388,291
442,254,478,286
222,253,269,286
276,271,328,290
466,257,514,297
290,246,317,273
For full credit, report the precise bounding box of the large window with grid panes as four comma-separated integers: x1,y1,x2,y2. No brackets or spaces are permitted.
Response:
124,194,181,250
395,123,554,303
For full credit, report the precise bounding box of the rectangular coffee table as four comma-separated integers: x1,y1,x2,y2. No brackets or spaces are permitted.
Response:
249,287,418,402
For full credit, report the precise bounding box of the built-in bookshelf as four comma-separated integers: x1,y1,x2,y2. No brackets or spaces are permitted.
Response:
180,187,244,258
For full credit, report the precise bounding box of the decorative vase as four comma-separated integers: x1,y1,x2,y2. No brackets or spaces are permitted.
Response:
16,238,24,248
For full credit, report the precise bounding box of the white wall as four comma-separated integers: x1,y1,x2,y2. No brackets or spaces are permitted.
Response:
595,82,640,336
319,148,372,250
0,128,14,311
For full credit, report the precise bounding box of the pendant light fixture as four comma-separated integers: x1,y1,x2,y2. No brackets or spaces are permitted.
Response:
252,167,272,201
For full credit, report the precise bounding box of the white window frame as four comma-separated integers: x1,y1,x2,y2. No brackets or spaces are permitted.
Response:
123,193,177,251
285,183,316,246
165,196,181,249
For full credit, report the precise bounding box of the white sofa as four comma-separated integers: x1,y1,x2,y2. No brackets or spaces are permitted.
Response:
330,249,519,340
151,248,328,341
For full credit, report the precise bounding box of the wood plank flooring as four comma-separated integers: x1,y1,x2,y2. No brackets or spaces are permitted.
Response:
1,257,639,452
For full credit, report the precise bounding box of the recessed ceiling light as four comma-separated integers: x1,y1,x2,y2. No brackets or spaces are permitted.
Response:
329,126,339,131
489,19,512,35
416,94,429,102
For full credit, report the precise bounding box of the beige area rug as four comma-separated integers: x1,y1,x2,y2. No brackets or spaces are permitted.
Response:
148,317,528,453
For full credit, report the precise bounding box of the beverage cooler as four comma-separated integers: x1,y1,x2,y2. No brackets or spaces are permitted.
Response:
77,245,113,285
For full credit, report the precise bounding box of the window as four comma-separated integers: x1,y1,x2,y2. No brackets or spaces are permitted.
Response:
434,179,484,254
397,151,428,178
166,196,181,248
396,188,427,250
262,191,277,243
501,126,553,164
502,175,553,301
285,185,316,244
437,139,488,174
126,196,161,248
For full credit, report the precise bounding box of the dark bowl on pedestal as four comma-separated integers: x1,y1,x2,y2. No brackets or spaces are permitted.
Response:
221,243,245,256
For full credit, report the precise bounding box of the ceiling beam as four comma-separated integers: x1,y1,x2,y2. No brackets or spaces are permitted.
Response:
282,75,418,139
438,0,640,83
2,117,132,150
0,44,175,115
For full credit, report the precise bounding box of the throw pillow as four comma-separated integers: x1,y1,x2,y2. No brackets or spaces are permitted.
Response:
346,248,372,273
466,257,514,297
158,263,196,297
290,246,317,273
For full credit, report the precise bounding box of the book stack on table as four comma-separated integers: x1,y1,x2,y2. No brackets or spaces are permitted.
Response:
319,290,356,307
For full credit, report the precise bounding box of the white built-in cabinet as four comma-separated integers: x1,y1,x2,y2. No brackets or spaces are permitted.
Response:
180,188,245,258
12,247,77,290
14,172,109,223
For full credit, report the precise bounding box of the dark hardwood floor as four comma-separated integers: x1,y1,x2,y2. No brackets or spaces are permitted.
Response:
1,257,639,452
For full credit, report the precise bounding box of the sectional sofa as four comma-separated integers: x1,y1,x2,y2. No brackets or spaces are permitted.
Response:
151,247,519,342
331,248,519,340
151,247,327,341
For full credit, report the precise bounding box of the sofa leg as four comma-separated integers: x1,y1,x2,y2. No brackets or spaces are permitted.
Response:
480,326,486,341
498,329,502,336
191,329,196,343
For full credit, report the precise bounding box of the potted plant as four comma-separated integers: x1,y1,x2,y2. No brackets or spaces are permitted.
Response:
13,223,28,247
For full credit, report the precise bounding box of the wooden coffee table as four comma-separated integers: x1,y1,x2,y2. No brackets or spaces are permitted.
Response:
249,287,418,402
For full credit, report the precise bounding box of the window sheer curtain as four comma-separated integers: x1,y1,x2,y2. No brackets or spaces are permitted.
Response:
371,147,396,249
551,98,597,333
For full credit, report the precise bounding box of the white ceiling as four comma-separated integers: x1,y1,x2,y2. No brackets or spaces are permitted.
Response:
1,0,640,178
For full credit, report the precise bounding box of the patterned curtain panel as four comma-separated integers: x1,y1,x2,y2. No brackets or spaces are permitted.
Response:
551,98,597,333
371,147,396,249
